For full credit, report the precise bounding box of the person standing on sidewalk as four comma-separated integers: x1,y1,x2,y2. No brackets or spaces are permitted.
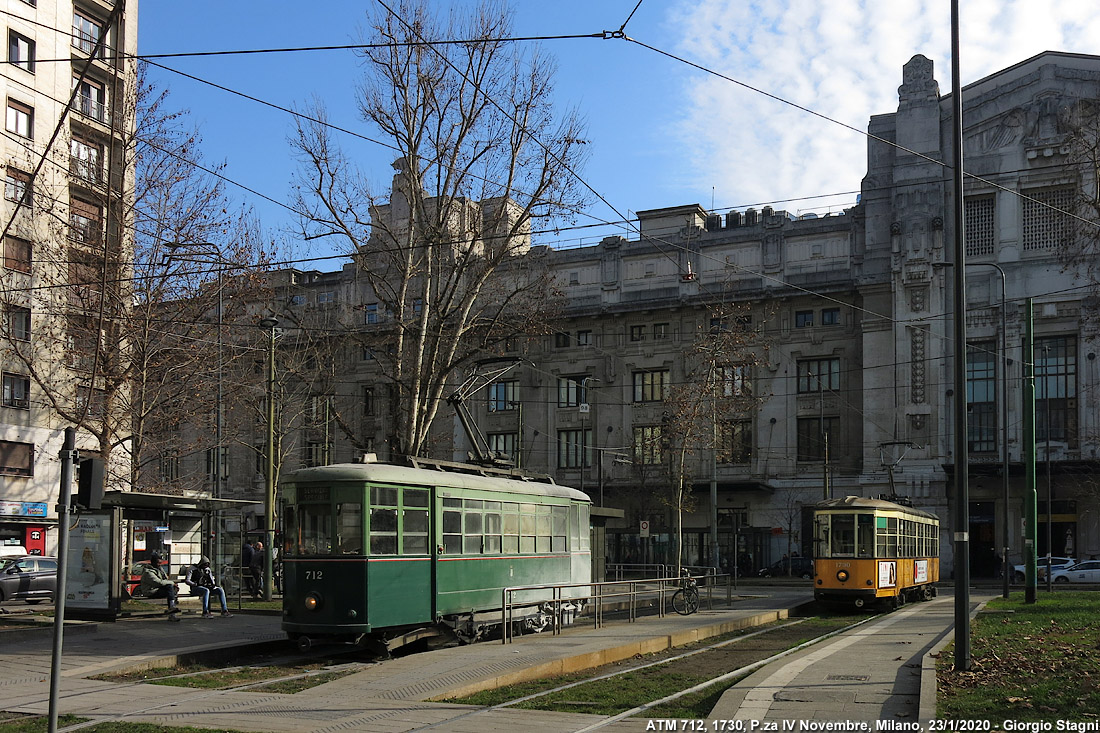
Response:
140,552,180,621
241,540,255,597
184,556,232,618
250,541,265,599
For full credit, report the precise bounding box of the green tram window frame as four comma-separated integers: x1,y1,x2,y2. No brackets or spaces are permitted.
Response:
441,496,573,556
368,485,430,556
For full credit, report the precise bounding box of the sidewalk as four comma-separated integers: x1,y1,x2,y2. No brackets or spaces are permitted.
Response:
0,590,812,733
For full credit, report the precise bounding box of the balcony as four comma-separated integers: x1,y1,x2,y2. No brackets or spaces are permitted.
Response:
72,95,109,125
70,155,103,186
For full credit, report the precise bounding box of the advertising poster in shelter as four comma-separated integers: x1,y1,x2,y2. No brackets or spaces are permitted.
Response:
66,514,111,609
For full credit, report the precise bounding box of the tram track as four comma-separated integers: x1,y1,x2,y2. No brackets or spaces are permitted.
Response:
412,611,885,732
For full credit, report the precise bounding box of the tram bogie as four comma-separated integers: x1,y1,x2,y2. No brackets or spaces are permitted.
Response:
812,496,940,610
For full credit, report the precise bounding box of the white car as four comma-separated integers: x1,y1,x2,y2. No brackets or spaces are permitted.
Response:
1050,560,1100,584
1012,556,1076,582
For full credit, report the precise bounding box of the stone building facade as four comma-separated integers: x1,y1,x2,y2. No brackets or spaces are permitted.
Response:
0,0,138,555
169,51,1100,577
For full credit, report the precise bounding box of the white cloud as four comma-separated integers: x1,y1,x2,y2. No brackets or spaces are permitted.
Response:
662,0,1099,215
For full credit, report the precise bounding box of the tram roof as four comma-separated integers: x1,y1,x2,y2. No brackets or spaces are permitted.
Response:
282,461,591,503
815,495,938,520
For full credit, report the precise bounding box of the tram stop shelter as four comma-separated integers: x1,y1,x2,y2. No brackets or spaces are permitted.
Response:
65,491,259,621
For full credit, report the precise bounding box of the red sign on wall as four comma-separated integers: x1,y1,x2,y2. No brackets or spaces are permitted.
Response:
24,526,46,555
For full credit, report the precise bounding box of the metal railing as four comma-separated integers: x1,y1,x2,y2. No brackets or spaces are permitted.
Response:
501,568,731,644
606,563,718,581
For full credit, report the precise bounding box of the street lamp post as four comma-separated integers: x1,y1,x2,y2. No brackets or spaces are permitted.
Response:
259,316,279,602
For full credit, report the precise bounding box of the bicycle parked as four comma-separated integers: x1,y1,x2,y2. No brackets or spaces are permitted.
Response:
671,569,699,615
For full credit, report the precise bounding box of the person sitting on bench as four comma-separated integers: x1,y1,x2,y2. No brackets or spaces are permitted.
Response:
140,551,180,621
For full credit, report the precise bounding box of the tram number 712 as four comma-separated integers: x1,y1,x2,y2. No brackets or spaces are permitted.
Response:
305,570,324,580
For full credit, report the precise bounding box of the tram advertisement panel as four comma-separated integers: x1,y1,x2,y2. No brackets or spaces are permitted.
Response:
914,559,929,583
878,560,897,588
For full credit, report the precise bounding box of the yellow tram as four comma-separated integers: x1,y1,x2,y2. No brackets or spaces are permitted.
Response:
812,496,940,609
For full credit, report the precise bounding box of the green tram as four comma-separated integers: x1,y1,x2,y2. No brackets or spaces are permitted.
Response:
280,457,592,649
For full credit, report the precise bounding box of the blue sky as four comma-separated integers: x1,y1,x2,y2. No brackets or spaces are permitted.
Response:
138,1,1100,262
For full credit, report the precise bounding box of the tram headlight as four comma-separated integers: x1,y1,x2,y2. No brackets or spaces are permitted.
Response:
836,570,849,582
304,592,323,612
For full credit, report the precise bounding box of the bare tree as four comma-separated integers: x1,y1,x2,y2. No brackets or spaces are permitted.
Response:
656,303,765,572
290,0,586,458
0,63,268,491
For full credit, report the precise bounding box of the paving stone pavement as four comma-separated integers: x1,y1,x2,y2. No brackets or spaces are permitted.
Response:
0,589,839,733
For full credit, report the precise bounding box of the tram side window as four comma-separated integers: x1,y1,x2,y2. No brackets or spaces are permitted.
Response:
520,503,537,553
297,504,332,555
443,498,462,554
579,504,590,551
552,506,567,552
857,514,874,557
484,501,502,554
830,514,855,556
464,500,484,554
369,487,398,555
403,488,429,555
336,503,363,554
502,504,520,553
536,505,552,553
814,515,831,558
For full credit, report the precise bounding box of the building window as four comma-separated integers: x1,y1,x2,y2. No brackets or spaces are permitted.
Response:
362,385,375,416
4,237,31,273
2,373,30,409
72,10,104,56
361,346,374,361
554,332,570,348
158,452,179,482
558,428,592,468
364,303,379,324
795,310,814,328
797,358,840,393
317,291,335,304
965,195,995,257
1022,187,1074,251
557,375,590,407
6,100,32,138
487,380,517,412
724,419,753,464
576,330,592,346
797,417,837,462
0,440,33,476
69,198,102,244
488,432,517,459
5,167,31,207
70,134,102,183
630,325,646,342
632,425,664,464
8,31,34,73
821,308,840,326
966,341,996,453
5,305,30,341
288,294,305,307
633,369,669,403
75,387,105,418
72,76,107,123
1036,335,1077,447
717,364,752,397
653,323,669,340
302,441,327,468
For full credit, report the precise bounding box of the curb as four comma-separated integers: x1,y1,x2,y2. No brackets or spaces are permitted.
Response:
426,602,813,701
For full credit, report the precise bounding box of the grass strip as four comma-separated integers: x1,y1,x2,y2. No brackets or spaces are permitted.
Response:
938,591,1100,722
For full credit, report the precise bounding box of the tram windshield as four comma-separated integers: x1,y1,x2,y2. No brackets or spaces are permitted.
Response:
815,512,876,558
285,503,334,555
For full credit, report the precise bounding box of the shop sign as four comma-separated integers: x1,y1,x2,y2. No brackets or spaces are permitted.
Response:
0,501,48,517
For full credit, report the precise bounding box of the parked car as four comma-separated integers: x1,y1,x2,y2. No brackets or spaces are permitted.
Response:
1049,560,1100,584
0,556,57,604
758,556,814,579
1012,556,1076,583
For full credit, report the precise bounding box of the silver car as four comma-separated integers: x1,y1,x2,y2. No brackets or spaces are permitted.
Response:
1050,560,1100,584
